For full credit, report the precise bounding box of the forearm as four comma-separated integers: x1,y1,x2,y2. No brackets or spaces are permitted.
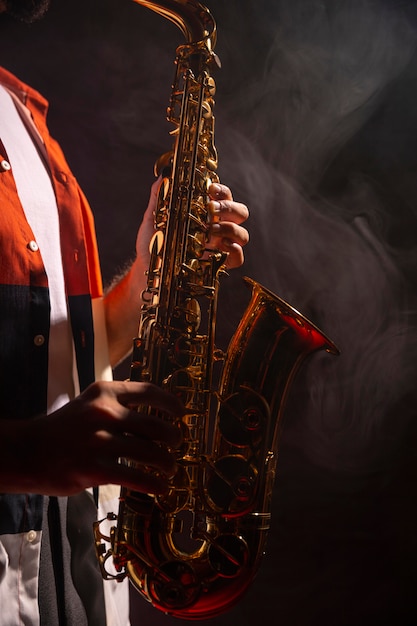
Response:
104,257,148,367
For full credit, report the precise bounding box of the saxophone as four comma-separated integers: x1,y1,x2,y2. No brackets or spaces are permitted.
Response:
94,0,339,619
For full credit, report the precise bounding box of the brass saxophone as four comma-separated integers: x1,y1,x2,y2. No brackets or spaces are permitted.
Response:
94,0,339,619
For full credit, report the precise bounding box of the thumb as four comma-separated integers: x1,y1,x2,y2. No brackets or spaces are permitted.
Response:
135,178,160,265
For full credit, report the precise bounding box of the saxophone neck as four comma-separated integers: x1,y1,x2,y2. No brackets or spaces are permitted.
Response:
132,0,217,49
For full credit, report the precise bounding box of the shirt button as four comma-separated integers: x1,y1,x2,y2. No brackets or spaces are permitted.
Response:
34,334,45,347
26,530,37,543
28,240,39,252
0,159,11,171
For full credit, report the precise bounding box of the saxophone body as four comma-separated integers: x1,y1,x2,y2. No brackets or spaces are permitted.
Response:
94,0,339,619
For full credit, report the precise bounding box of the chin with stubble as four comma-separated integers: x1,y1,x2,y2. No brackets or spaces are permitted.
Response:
1,0,51,22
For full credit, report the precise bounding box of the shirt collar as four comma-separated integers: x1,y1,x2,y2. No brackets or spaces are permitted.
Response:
0,65,49,123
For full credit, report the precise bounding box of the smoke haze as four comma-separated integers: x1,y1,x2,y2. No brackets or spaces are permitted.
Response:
1,0,417,624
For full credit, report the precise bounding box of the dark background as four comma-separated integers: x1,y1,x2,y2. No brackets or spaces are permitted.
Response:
1,0,417,624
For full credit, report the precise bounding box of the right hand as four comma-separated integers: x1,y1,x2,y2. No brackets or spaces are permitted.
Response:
0,380,183,496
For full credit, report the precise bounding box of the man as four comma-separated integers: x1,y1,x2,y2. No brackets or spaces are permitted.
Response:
0,0,249,624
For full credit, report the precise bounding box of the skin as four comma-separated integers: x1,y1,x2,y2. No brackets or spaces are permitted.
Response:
0,380,185,496
106,180,249,365
0,2,249,497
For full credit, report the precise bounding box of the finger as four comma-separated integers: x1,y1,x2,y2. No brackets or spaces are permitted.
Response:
95,442,173,494
222,242,245,269
104,462,172,495
209,222,249,248
81,381,183,446
147,179,159,211
116,411,182,448
101,431,178,476
114,381,185,417
207,182,233,201
208,199,249,225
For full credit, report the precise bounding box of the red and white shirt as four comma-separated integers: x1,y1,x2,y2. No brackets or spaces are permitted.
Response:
0,66,128,626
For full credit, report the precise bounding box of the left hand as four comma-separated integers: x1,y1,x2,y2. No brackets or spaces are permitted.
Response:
207,182,249,269
136,179,249,269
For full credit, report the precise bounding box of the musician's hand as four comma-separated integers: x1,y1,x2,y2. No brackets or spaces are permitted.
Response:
136,180,249,270
0,381,183,496
207,183,249,268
